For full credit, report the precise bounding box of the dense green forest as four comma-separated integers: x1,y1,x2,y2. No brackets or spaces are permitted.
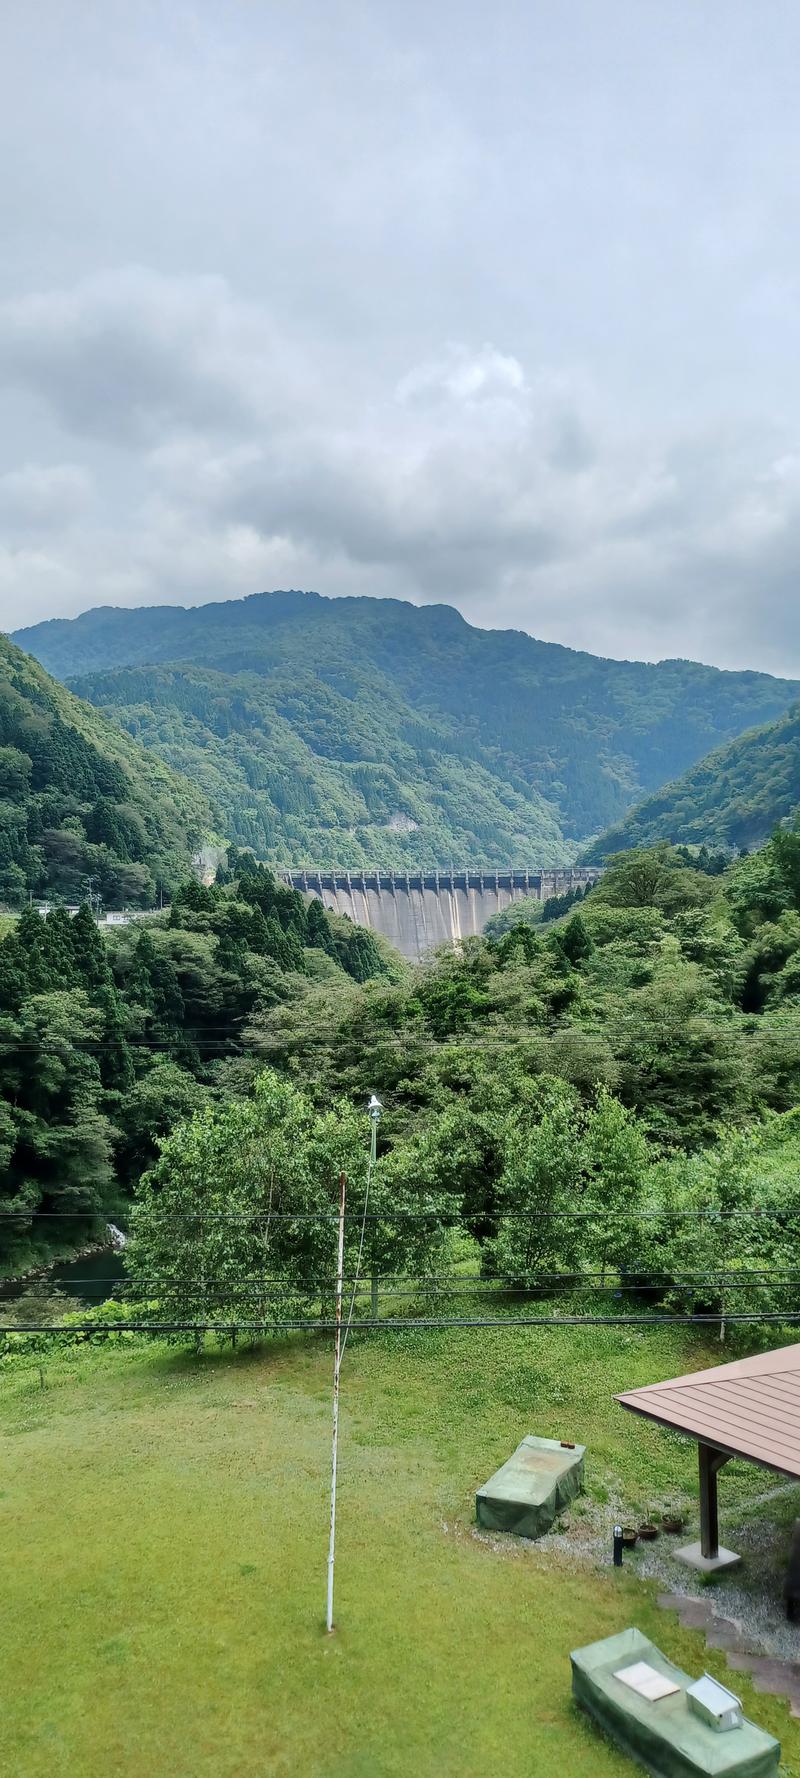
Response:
243,833,800,1147
14,589,800,865
0,856,389,1271
6,823,800,1325
583,703,800,860
122,830,800,1327
0,635,212,908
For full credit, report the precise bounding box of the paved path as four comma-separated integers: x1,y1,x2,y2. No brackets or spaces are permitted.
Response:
658,1591,800,1719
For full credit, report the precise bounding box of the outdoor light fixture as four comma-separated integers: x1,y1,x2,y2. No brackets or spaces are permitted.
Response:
367,1095,382,1173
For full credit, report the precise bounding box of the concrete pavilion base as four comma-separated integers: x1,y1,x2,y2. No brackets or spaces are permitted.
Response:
675,1540,742,1575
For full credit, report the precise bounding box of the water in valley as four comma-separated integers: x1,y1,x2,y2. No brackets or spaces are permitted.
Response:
0,1239,128,1307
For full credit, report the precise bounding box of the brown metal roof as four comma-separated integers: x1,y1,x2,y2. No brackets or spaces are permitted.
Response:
616,1342,800,1480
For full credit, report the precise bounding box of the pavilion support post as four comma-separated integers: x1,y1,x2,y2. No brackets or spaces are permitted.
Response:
674,1442,740,1572
699,1443,726,1560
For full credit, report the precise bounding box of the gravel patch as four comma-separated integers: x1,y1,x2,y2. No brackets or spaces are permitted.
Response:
631,1509,800,1664
460,1478,800,1666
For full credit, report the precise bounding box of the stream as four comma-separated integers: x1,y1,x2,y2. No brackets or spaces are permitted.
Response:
0,1232,129,1307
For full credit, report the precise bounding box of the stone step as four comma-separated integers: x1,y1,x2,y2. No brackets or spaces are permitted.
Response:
658,1592,711,1629
656,1590,800,1718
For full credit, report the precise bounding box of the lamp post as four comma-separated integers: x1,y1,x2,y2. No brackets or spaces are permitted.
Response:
368,1095,382,1320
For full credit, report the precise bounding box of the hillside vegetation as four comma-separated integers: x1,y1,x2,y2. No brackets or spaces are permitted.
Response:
249,835,800,1158
13,829,800,1284
583,703,800,860
0,634,211,907
115,831,800,1335
0,855,390,1271
14,589,800,866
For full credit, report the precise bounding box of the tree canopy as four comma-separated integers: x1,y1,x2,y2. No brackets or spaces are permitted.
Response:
15,589,799,868
0,634,211,908
0,858,390,1269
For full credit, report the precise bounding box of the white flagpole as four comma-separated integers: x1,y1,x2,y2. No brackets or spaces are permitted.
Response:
326,1168,347,1633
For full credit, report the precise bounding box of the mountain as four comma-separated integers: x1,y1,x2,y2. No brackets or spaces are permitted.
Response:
14,590,800,868
582,703,800,861
0,634,212,907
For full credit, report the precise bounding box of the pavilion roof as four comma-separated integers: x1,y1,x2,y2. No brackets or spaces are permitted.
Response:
616,1341,800,1480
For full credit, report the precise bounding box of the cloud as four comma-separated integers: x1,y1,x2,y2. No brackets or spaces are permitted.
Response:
0,266,799,675
396,343,527,406
0,269,298,446
0,462,93,530
2,4,800,674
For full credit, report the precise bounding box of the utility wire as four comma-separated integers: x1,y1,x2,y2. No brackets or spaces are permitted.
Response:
25,1268,800,1289
3,1206,800,1221
6,1311,800,1335
7,1018,800,1051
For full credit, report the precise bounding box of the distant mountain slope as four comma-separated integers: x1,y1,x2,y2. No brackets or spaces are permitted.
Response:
0,635,211,907
14,590,800,868
582,704,800,860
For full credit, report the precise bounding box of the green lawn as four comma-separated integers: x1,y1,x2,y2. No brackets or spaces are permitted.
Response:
0,1323,798,1778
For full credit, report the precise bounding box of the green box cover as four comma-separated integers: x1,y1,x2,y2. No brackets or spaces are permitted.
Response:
476,1434,585,1538
571,1628,780,1778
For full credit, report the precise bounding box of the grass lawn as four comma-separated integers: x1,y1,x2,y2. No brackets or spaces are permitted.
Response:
1,1321,798,1778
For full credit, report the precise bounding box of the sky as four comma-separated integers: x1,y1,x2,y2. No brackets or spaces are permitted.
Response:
1,1,800,672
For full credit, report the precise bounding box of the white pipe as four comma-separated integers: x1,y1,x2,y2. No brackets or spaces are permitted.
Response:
326,1169,347,1633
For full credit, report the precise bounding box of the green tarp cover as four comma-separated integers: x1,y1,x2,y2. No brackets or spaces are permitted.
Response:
571,1628,780,1778
476,1434,585,1538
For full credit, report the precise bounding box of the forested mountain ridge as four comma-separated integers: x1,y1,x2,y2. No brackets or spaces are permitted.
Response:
582,703,800,861
14,590,800,867
0,634,213,907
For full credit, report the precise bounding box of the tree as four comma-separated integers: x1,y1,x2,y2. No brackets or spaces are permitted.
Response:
771,824,800,910
306,896,336,956
593,846,715,914
550,911,593,966
488,1084,585,1281
0,989,114,1262
581,1090,651,1274
609,956,743,1146
113,1059,208,1187
128,1070,452,1336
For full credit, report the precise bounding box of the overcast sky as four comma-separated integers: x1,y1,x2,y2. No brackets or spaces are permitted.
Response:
2,2,800,672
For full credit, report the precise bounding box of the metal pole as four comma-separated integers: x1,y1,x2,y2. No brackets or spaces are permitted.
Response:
326,1169,347,1633
370,1110,379,1320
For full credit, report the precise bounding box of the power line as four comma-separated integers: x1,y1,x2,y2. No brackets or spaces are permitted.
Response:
5,1310,800,1336
20,1268,800,1289
4,1010,800,1051
3,1205,799,1221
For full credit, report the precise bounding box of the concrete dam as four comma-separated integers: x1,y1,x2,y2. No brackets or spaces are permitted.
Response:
281,867,602,962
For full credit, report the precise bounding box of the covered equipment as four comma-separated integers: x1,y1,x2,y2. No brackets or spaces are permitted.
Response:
571,1627,780,1778
476,1434,585,1538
